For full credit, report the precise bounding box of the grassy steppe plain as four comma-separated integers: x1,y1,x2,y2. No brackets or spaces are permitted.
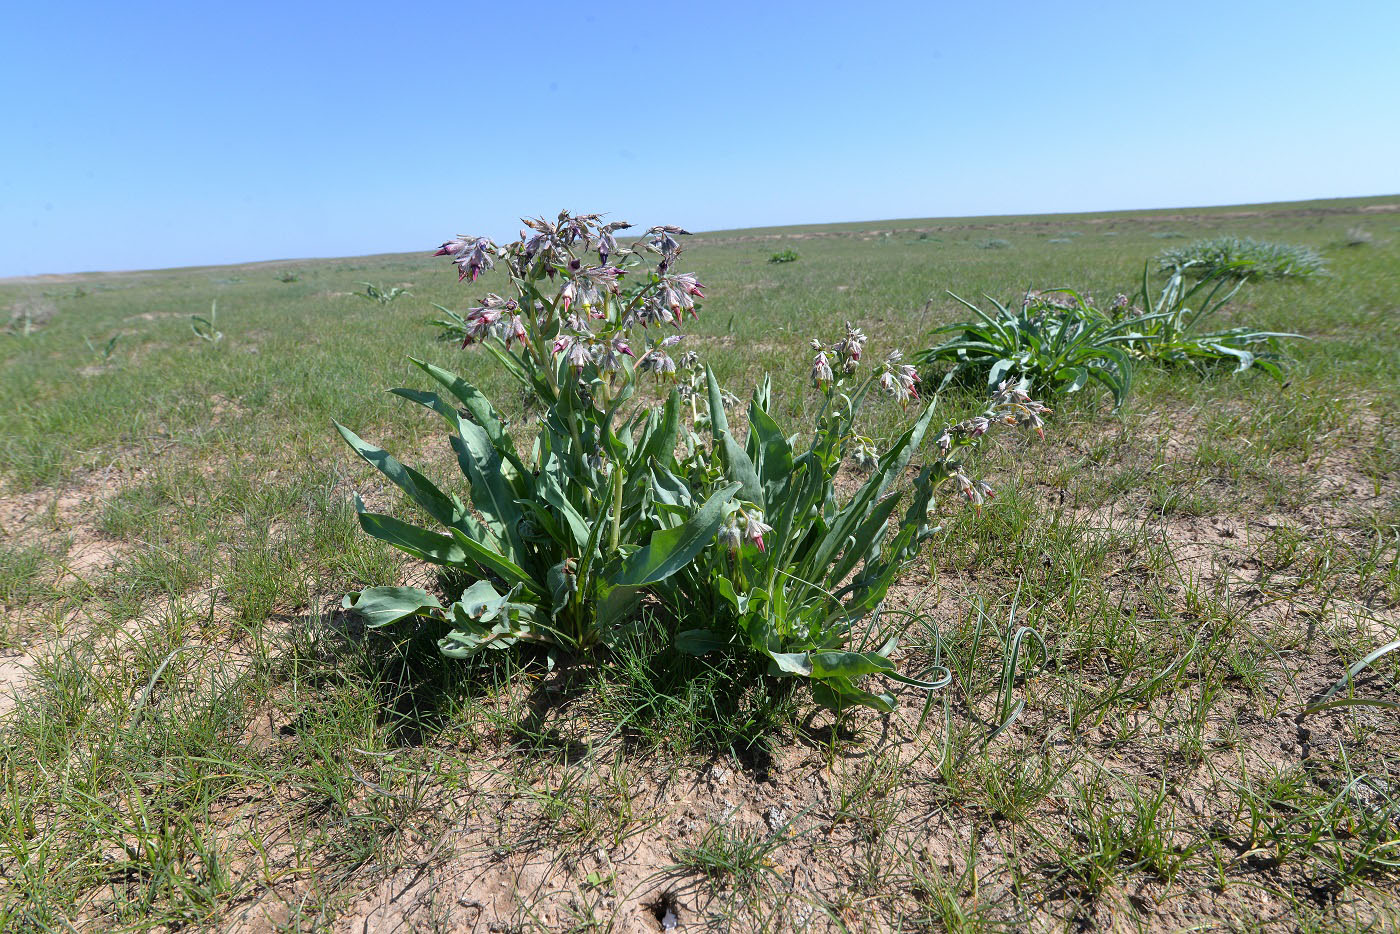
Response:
1,195,1397,932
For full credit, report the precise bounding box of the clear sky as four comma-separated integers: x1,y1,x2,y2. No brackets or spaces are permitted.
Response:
2,1,1397,277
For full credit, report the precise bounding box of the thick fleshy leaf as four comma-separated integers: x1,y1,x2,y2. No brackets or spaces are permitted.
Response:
808,650,896,679
747,399,793,504
353,496,469,566
811,678,896,713
444,527,542,597
341,586,442,628
768,651,813,676
612,482,742,586
409,358,514,457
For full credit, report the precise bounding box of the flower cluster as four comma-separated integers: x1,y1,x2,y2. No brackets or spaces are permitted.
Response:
434,236,499,283
809,322,868,388
433,212,708,401
719,505,772,553
877,350,920,407
930,377,1052,511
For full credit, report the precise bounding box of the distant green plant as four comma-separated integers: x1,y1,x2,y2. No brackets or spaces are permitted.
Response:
275,271,301,283
975,238,1011,250
768,248,800,264
190,301,223,344
1344,226,1374,247
1156,236,1325,280
354,281,411,304
5,296,55,336
83,333,121,361
917,289,1134,407
1115,264,1303,379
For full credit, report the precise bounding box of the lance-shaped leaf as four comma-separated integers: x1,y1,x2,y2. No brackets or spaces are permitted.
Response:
353,495,469,566
335,422,470,532
705,367,763,505
612,481,742,586
409,358,522,465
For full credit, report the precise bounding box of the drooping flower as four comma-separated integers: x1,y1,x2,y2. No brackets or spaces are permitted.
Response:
811,349,834,388
435,236,497,283
596,338,633,372
833,322,867,373
741,511,772,552
637,349,676,377
878,352,920,406
718,521,743,553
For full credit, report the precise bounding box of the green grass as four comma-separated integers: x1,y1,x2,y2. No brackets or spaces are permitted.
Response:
0,194,1397,930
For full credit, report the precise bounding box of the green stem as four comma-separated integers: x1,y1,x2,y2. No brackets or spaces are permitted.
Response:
608,461,624,554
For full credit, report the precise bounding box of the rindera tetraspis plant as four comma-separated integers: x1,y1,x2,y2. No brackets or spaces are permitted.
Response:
1110,262,1302,379
337,212,1048,711
1156,235,1325,281
916,290,1135,407
658,326,1050,711
338,213,724,656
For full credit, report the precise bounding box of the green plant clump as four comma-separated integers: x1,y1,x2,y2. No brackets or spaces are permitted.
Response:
1116,264,1302,378
1156,236,1325,280
917,289,1134,407
355,281,411,304
337,211,1046,712
768,248,800,264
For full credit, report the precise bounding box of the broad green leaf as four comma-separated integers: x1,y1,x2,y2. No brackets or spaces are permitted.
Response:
444,527,542,598
808,651,896,679
675,629,731,655
613,482,742,586
811,679,896,713
342,586,442,628
768,651,813,676
353,496,469,566
705,367,763,505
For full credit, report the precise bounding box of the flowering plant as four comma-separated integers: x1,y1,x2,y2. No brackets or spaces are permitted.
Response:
658,328,1047,711
339,212,727,656
338,211,1046,713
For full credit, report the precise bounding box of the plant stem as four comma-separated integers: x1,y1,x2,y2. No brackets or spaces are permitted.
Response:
608,461,624,554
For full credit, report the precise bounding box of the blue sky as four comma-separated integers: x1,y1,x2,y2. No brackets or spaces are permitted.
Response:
2,1,1396,276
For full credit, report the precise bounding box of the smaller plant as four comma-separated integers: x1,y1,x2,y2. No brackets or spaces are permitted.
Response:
1117,264,1302,378
975,238,1011,250
917,289,1134,407
275,270,301,283
83,334,120,362
1156,236,1325,280
5,296,56,336
190,301,223,344
355,281,411,305
768,248,800,264
1343,226,1374,247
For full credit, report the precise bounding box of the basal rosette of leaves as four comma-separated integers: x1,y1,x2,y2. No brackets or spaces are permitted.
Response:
917,268,1302,410
916,290,1137,408
336,212,1048,712
1113,263,1303,379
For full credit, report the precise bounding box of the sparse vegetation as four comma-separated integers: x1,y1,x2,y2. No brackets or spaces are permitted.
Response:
0,195,1396,930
